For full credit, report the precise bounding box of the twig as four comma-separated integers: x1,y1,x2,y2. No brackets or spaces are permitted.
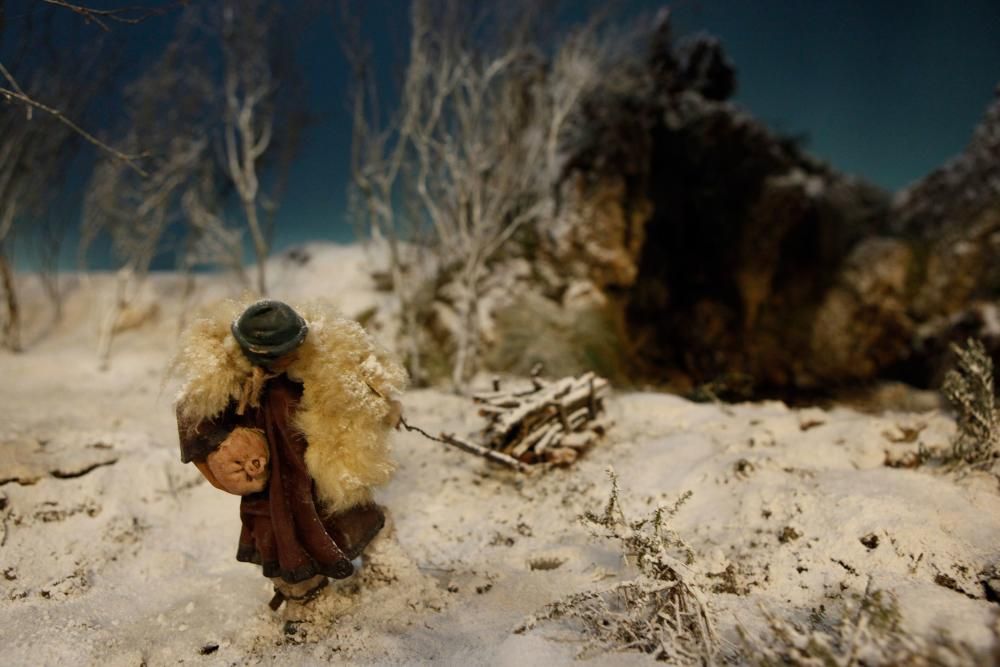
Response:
0,493,9,548
0,79,148,176
0,62,31,119
400,417,530,473
40,0,180,32
843,577,874,667
442,433,532,473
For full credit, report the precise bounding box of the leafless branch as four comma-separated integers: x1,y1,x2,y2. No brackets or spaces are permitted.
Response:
180,172,248,285
0,61,32,118
79,1,300,364
0,63,148,176
345,0,611,388
219,0,281,295
40,0,182,32
0,28,113,351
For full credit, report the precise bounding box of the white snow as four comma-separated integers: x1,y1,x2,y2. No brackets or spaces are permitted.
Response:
1,242,997,665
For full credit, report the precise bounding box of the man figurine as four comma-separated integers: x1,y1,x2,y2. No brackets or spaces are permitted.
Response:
173,299,407,609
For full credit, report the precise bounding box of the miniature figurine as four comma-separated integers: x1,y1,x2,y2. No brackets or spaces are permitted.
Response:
172,299,407,608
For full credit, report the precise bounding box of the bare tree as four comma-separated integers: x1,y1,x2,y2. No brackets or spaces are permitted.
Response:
339,0,432,383
220,0,280,295
0,62,146,177
31,212,71,331
180,167,248,285
0,10,113,351
346,0,610,388
0,0,197,354
84,132,209,367
79,1,304,364
80,18,215,367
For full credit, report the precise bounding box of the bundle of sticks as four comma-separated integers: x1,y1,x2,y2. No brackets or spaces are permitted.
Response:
470,369,612,467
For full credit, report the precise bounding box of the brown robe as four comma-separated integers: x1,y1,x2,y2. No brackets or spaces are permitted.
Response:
177,374,380,583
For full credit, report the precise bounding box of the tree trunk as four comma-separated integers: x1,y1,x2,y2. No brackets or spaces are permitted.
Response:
0,250,21,353
243,198,268,296
450,259,481,392
97,266,134,371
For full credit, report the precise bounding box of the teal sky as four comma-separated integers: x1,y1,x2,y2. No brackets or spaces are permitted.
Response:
275,0,1000,253
672,1,1000,191
6,1,1000,268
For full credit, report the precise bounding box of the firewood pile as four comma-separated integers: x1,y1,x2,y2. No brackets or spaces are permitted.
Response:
472,370,613,467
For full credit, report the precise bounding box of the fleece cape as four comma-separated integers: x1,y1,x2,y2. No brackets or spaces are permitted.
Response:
172,298,408,514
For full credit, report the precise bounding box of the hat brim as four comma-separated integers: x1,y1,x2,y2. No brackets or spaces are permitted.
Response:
231,320,308,361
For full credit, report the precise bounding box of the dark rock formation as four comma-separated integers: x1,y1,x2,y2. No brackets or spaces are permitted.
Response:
537,12,999,397
894,86,1000,240
677,34,737,102
887,89,1000,384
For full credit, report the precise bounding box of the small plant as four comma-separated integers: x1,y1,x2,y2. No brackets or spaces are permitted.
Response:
516,469,717,664
484,294,630,385
941,338,1000,472
741,581,985,665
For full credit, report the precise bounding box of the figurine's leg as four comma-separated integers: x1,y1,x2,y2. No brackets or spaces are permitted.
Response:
322,503,386,560
356,508,397,580
370,507,395,544
269,574,328,609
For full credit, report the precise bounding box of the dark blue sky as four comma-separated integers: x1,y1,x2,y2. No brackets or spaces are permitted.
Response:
278,0,1000,252
6,1,1000,266
670,1,1000,189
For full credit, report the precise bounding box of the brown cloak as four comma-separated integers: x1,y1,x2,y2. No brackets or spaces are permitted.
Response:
172,299,406,515
177,374,382,582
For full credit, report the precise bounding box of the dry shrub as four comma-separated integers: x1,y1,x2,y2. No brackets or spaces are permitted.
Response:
484,292,629,385
742,582,990,666
941,338,1000,472
885,338,1000,475
516,469,717,664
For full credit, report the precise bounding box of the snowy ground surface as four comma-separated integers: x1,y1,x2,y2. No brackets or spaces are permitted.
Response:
1,243,998,665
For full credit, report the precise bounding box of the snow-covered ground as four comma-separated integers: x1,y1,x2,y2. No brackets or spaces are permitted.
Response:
1,243,998,665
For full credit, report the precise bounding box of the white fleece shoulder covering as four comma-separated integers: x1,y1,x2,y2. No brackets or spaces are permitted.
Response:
173,298,408,513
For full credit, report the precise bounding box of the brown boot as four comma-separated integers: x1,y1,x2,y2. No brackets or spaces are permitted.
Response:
268,574,328,610
323,504,385,560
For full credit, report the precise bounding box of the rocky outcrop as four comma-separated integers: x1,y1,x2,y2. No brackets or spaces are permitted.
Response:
801,90,1000,390
893,87,1000,241
888,90,1000,383
412,10,998,398
545,174,652,290
535,12,999,396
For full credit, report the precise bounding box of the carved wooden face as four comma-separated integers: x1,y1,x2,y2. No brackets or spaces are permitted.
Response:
207,427,269,495
265,351,298,373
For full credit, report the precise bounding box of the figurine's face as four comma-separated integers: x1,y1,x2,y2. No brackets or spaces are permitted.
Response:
264,351,297,373
207,427,269,495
